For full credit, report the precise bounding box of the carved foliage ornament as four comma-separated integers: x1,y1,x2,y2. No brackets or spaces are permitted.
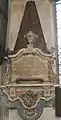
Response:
1,85,55,120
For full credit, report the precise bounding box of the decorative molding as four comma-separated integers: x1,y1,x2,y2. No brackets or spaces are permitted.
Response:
1,84,55,104
0,84,55,120
3,31,56,84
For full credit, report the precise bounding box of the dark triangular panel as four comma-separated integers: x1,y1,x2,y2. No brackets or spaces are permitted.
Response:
14,1,49,54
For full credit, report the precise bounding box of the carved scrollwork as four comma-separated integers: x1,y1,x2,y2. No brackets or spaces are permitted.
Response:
2,57,12,85
2,84,55,107
48,57,57,83
2,32,57,85
1,86,55,120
